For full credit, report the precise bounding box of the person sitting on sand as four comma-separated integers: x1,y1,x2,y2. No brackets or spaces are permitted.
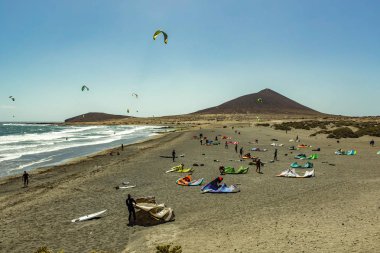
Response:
256,158,262,174
22,171,29,187
210,176,223,189
126,194,137,226
219,166,225,175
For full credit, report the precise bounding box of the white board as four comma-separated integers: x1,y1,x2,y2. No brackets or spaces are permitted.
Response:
71,209,107,223
118,185,136,189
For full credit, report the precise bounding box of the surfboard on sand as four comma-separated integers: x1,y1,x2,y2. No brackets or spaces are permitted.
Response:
117,185,136,189
71,209,107,223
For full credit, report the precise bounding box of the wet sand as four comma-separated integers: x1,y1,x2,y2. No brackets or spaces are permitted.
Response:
0,124,379,252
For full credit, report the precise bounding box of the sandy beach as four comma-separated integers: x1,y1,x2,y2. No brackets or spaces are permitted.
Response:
0,123,379,252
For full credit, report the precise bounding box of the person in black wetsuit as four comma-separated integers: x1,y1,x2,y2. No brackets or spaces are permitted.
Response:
209,176,223,189
274,148,278,161
239,147,243,158
256,158,262,173
22,171,29,187
126,194,137,226
235,144,238,153
172,149,176,162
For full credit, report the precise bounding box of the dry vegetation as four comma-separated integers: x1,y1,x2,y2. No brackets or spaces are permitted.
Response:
274,120,380,138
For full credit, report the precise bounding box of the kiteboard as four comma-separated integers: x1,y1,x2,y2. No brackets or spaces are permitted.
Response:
117,185,136,189
71,209,107,223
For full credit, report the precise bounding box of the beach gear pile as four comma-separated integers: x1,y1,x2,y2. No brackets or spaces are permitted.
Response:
166,164,193,173
251,147,267,152
176,175,204,186
308,154,319,160
134,196,175,226
335,150,357,155
290,162,313,168
201,178,240,193
221,166,249,174
294,154,319,160
276,168,315,178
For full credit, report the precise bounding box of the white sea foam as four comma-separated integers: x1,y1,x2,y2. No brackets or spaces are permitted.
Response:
0,125,161,165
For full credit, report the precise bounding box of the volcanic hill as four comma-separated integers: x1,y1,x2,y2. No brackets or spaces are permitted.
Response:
65,112,128,123
194,88,322,115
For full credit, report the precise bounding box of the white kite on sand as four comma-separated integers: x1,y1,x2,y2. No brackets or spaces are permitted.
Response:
276,169,315,178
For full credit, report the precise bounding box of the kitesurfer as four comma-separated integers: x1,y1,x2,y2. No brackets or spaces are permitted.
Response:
274,148,278,161
22,171,29,187
126,194,137,226
172,149,176,162
256,158,262,174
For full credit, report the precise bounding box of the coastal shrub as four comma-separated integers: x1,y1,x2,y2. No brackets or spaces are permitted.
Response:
156,244,182,253
33,247,64,253
310,129,330,137
256,123,270,127
327,127,358,139
355,125,380,137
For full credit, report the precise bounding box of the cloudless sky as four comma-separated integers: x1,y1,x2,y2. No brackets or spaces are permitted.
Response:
1,0,379,122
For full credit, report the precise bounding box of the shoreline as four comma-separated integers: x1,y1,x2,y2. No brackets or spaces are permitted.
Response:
0,124,179,182
0,130,177,186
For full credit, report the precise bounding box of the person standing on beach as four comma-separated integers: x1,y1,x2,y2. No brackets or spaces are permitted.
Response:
121,144,124,151
172,149,176,162
239,147,243,158
126,194,137,226
235,144,238,153
370,139,375,147
274,148,278,161
200,139,203,145
199,133,203,139
225,141,228,149
22,171,29,187
256,158,262,173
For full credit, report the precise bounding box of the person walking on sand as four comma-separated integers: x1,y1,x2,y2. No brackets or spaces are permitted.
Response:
22,171,29,187
274,148,278,161
225,141,228,149
126,194,137,226
200,139,203,145
239,147,243,158
235,143,238,153
370,139,375,147
256,158,262,174
121,144,124,151
172,149,176,162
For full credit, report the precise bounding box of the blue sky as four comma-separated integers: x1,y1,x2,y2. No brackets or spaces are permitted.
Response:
0,0,379,121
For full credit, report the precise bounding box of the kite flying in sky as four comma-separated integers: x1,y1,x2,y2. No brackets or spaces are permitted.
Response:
153,30,168,44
